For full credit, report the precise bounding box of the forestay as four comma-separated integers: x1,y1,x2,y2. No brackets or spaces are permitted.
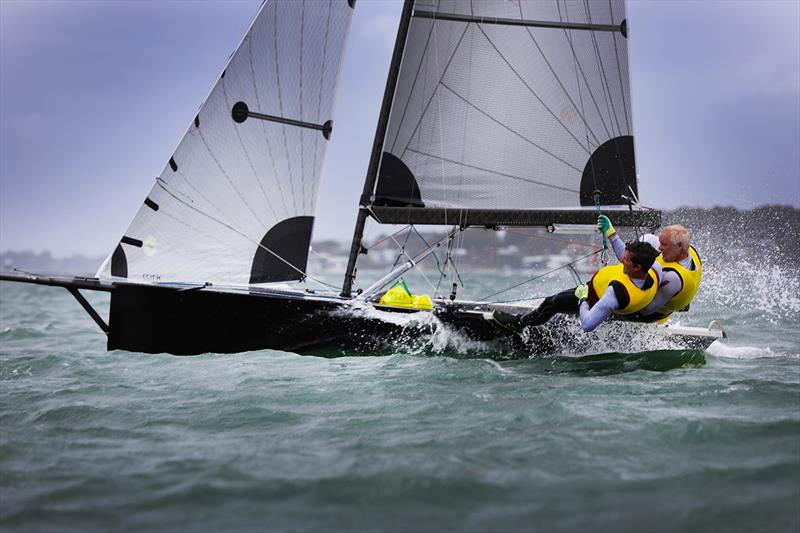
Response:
372,0,637,214
98,0,354,286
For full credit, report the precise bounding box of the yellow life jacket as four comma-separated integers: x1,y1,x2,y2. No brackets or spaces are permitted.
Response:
654,245,703,318
377,281,433,310
587,263,658,315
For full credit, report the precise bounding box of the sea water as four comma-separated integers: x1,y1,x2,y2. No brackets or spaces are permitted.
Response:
1,262,798,532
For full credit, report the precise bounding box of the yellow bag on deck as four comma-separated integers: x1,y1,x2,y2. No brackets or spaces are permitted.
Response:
377,280,433,310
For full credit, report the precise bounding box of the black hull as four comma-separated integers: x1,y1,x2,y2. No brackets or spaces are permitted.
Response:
1,273,723,357
107,284,721,357
108,284,399,355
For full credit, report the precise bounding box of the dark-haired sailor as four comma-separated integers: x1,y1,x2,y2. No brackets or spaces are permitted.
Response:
598,216,702,321
491,240,661,333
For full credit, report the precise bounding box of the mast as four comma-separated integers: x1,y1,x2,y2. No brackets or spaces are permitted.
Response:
341,0,415,297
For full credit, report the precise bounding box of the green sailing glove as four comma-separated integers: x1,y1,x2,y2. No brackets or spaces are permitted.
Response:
597,215,616,238
575,284,589,302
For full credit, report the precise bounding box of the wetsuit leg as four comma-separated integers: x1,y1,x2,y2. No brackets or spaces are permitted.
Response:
519,288,579,327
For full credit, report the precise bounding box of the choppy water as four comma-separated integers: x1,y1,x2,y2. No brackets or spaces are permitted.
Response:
1,264,799,531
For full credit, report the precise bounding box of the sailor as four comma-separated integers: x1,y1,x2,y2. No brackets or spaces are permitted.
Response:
598,216,702,322
491,240,661,333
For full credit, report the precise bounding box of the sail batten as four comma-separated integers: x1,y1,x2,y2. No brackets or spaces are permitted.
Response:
98,0,354,286
412,10,622,33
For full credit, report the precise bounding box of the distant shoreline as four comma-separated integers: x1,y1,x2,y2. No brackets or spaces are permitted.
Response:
2,205,797,275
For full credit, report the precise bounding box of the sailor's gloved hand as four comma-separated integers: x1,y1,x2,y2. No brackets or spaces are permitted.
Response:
574,284,589,302
597,215,615,237
597,215,616,238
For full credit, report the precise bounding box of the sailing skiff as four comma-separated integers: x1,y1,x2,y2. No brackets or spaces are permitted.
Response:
0,0,724,356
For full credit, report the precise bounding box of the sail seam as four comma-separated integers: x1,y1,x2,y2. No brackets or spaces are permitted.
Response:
558,2,612,141
397,23,470,162
222,74,280,223
432,9,448,227
300,0,307,213
313,0,333,214
249,30,291,217
156,180,317,284
456,17,475,210
273,0,299,214
517,3,600,147
197,130,269,229
583,0,629,196
405,148,579,194
158,197,239,258
439,82,582,172
561,1,596,178
159,173,230,226
388,13,437,154
474,24,591,156
584,0,622,137
609,0,631,133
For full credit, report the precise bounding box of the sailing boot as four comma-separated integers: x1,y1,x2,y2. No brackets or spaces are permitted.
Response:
489,310,524,334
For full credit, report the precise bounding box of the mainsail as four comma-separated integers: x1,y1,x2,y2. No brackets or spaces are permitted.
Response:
377,0,635,212
343,0,657,295
98,0,354,286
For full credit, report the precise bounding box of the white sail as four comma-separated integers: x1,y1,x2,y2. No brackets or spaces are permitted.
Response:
373,0,635,211
98,0,354,285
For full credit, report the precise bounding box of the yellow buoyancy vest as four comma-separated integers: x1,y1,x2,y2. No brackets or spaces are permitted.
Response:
377,281,433,310
654,245,702,317
588,263,658,315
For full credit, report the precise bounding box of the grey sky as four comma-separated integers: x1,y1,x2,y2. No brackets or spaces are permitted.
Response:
1,0,798,257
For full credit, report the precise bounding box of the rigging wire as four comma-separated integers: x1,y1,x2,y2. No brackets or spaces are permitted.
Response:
365,206,452,296
499,227,598,249
475,248,603,303
390,226,415,269
364,224,413,251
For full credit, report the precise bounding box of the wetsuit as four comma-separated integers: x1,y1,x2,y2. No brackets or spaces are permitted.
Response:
519,257,660,332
